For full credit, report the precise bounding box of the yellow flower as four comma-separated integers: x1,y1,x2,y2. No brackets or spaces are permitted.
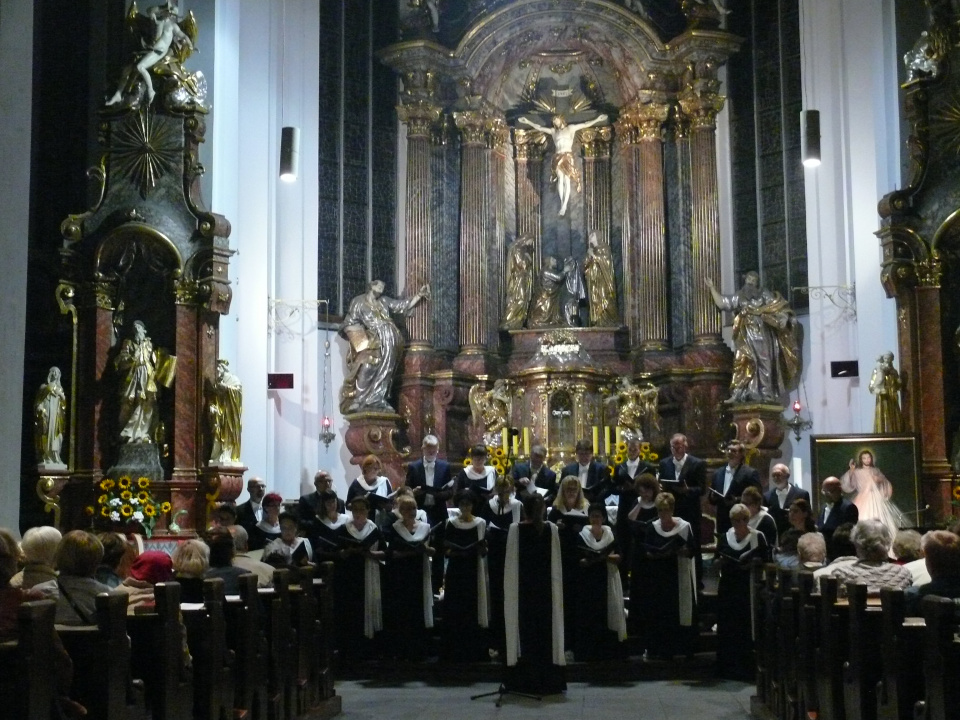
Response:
100,506,111,517
84,506,95,516
502,458,512,470
608,465,615,476
97,494,108,506
144,505,157,517
463,457,471,467
616,441,627,453
117,476,132,489
493,447,505,458
137,477,150,489
613,453,625,465
121,490,133,500
137,491,150,503
160,502,172,513
953,485,960,501
640,442,651,452
649,453,659,462
120,504,133,517
100,479,115,491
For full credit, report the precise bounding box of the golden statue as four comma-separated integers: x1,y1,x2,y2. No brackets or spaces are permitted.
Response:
209,359,243,466
609,378,660,433
527,257,566,328
869,351,904,433
500,236,536,330
35,366,66,468
583,230,618,327
116,320,176,443
468,379,513,435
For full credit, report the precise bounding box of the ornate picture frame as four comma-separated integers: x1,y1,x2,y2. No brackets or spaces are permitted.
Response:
809,433,921,525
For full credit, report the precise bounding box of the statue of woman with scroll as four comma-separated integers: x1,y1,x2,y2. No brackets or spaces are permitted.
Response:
209,359,243,466
501,236,536,330
583,230,618,327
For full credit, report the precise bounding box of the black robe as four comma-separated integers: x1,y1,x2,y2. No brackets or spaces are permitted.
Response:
548,506,589,649
440,517,489,662
715,528,767,680
382,520,433,660
333,521,382,663
574,526,626,661
626,502,659,636
479,497,521,655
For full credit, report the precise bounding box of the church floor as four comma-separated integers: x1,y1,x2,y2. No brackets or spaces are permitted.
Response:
337,677,755,719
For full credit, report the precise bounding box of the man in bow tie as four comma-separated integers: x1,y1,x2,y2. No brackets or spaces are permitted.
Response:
709,441,761,537
512,444,558,504
659,433,708,588
763,463,810,536
406,434,453,592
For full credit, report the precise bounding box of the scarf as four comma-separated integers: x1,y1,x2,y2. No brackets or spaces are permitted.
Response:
579,525,626,640
391,519,433,628
345,519,382,638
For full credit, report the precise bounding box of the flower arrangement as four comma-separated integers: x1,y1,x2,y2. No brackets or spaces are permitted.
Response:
462,445,512,477
85,475,171,538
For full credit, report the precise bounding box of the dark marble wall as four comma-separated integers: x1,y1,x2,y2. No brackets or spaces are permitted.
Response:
727,0,808,310
318,0,398,316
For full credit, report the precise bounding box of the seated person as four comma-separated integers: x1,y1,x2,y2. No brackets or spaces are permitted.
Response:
115,549,174,613
172,539,210,603
250,492,283,551
893,529,930,586
904,529,960,615
9,525,61,596
55,530,115,625
263,512,314,567
797,531,827,570
210,502,238,530
827,518,913,596
95,532,134,588
229,525,275,588
204,526,249,594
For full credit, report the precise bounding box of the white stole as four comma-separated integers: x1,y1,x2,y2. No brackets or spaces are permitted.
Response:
578,525,627,641
465,465,497,491
391,519,434,628
488,496,522,524
448,516,489,627
652,518,697,627
724,527,762,640
345,519,382,638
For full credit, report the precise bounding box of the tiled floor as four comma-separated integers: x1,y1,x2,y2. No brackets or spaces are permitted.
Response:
337,677,755,719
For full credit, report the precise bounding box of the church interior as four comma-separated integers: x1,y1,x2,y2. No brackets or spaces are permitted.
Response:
3,0,960,718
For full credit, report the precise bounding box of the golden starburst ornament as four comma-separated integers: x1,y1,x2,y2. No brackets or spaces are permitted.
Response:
112,109,182,197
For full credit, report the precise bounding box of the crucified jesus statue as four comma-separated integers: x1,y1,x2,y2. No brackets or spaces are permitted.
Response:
518,113,608,217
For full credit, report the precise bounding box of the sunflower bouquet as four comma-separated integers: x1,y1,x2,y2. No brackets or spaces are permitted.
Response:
462,445,513,478
86,475,171,538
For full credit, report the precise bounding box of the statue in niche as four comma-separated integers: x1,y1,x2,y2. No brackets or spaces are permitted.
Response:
562,256,586,327
527,257,566,328
904,30,946,82
106,1,205,111
339,279,430,414
583,230,618,327
705,272,802,404
517,113,608,217
500,236,536,330
468,379,513,436
35,367,67,469
208,359,243,466
868,352,904,433
408,0,440,33
608,378,660,435
116,320,177,443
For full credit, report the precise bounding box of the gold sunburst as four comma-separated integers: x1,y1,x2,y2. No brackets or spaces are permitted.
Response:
112,110,182,197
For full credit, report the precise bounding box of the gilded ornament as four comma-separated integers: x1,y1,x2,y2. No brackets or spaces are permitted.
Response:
500,236,536,330
112,110,182,197
869,352,904,433
468,379,513,437
208,359,243,466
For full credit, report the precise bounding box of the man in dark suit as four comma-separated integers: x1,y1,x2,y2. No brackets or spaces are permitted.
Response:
709,441,761,536
297,470,345,535
406,434,454,593
236,476,267,538
561,438,608,502
817,476,859,555
763,462,810,536
511,443,558,503
659,433,708,587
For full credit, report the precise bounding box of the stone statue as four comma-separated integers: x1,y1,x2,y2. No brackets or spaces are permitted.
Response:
869,351,904,433
106,1,204,110
563,256,586,327
500,236,536,330
583,230,618,327
35,366,67,469
904,31,944,82
209,359,243,466
527,256,566,328
339,280,430,414
116,320,176,443
517,113,608,216
608,377,660,434
409,0,440,32
468,379,513,436
705,272,802,404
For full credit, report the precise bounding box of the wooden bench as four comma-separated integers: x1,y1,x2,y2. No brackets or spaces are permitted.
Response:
181,577,235,720
226,573,269,719
0,598,57,720
914,595,960,720
842,582,883,720
876,588,924,720
815,577,846,720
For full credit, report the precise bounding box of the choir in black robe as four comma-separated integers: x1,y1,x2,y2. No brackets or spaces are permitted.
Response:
626,501,658,636
715,527,767,680
548,505,589,650
333,520,382,664
383,519,433,660
310,514,347,563
479,496,522,656
574,525,627,661
440,517,489,662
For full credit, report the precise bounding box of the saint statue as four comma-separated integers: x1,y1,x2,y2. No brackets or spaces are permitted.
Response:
705,272,802,404
608,378,660,434
868,352,904,433
583,230,618,327
209,359,243,466
517,113,608,216
563,256,586,327
500,236,536,330
468,379,513,436
527,257,566,328
35,366,67,468
339,280,430,414
116,320,177,443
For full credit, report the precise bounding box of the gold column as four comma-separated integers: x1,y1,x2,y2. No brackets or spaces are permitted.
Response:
616,102,671,349
513,129,547,277
678,89,726,343
581,126,614,251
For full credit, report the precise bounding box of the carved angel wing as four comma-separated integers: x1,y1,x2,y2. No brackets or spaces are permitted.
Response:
174,11,200,64
468,384,486,431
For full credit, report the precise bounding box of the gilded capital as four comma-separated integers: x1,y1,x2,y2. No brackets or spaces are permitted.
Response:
400,69,439,102
79,281,116,310
397,101,443,139
174,278,203,306
917,251,942,287
453,110,506,148
678,90,726,130
513,128,547,160
615,102,671,144
580,126,613,158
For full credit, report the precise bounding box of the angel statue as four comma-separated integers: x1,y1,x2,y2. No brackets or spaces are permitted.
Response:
35,367,67,469
106,1,205,111
469,379,513,439
339,280,430,414
517,113,608,216
608,378,660,436
208,359,243,466
500,236,536,330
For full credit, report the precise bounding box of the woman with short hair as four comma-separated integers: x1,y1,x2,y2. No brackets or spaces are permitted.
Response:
827,518,913,595
9,525,61,595
55,530,114,625
172,538,210,603
250,492,284,551
548,476,590,653
480,474,522,658
455,444,498,501
741,486,777,557
573,503,626,661
440,489,489,662
383,495,434,660
334,496,384,665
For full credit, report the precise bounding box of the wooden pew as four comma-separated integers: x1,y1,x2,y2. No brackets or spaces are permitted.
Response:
262,568,297,720
752,562,778,712
291,565,321,714
312,561,337,703
57,592,147,720
876,588,924,720
776,567,802,720
181,577,235,720
815,576,846,720
128,581,194,720
842,583,883,720
0,599,57,720
795,572,820,720
914,595,960,720
226,573,269,719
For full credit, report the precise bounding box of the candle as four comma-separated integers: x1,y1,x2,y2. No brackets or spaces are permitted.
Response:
502,427,509,452
615,426,622,446
604,426,611,456
512,431,519,457
592,426,599,456
792,457,803,491
523,427,531,457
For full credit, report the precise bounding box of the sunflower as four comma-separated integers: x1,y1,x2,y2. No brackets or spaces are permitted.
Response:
608,465,615,476
493,447,505,459
117,476,132,489
613,453,625,465
120,490,133,501
84,506,95,516
160,502,172,513
97,494,108,506
100,478,115,491
640,442,651,452
492,460,504,473
144,504,157,517
953,485,960,501
120,504,133,518
137,491,150,503
463,457,471,467
137,477,150,489
100,506,111,517
616,441,628,453
649,452,659,462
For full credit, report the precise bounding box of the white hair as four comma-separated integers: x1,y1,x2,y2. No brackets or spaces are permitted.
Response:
422,434,439,447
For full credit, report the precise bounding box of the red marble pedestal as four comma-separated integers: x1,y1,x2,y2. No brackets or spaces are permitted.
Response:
728,403,786,488
200,464,248,527
342,411,409,488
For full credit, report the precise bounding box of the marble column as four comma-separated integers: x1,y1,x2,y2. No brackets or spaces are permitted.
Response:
513,129,547,279
678,89,726,344
581,126,614,253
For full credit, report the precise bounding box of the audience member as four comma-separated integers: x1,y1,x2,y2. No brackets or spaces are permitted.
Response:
205,526,249,593
797,532,827,569
172,538,210,603
115,550,174,613
96,532,133,588
55,530,114,625
229,525,274,587
828,518,913,595
10,525,61,596
895,529,931,586
905,529,960,614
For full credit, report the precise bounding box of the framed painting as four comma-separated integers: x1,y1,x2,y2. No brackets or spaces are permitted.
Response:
809,434,921,525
